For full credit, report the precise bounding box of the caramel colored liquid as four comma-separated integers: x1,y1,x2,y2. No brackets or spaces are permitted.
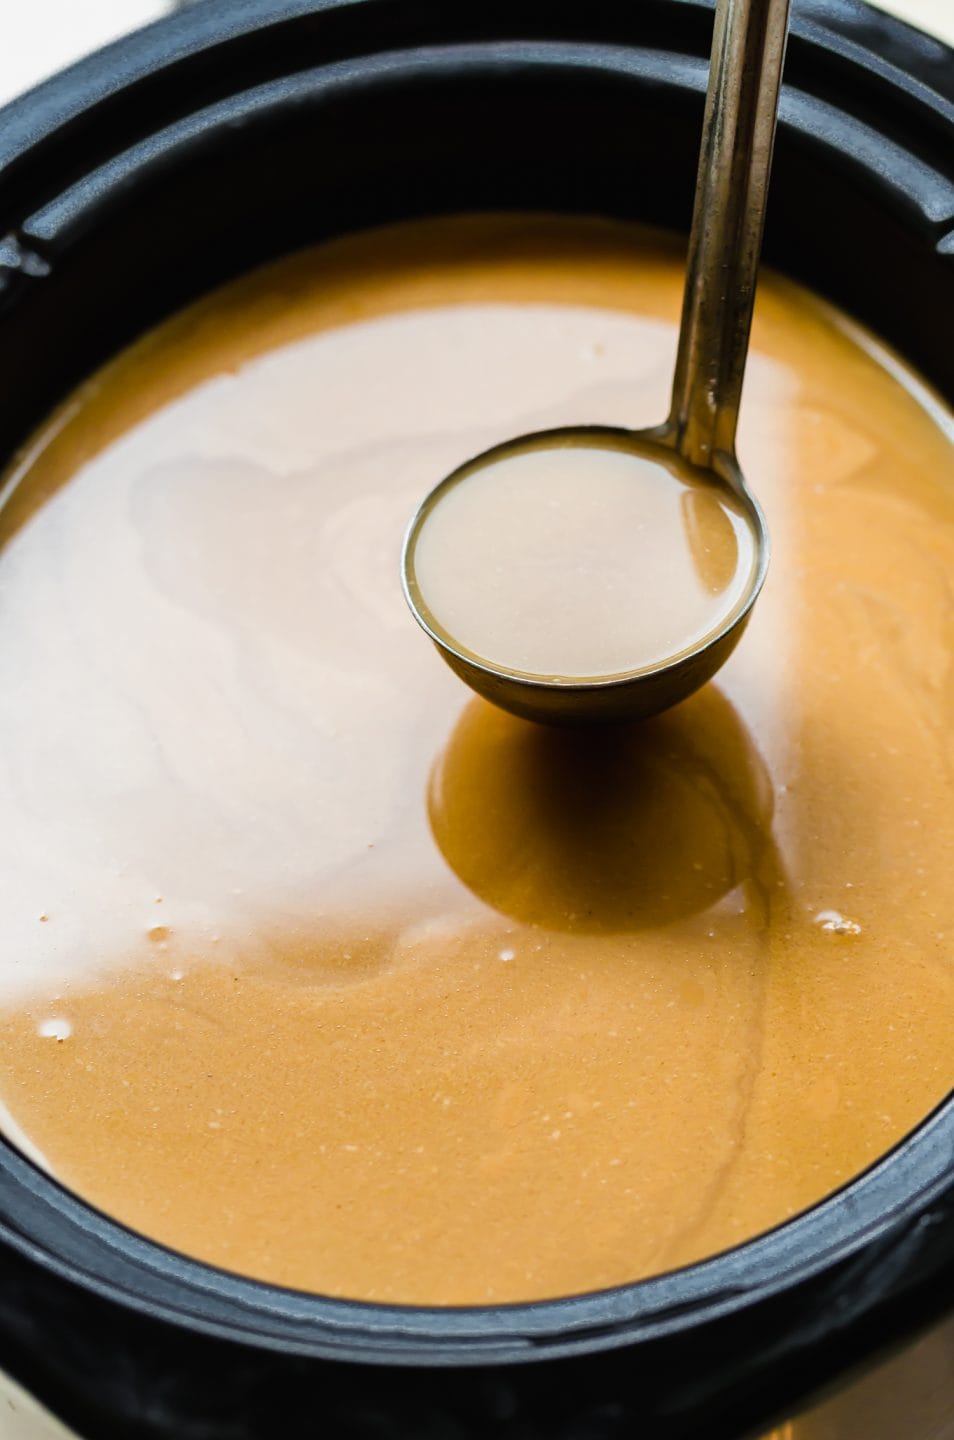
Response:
0,217,951,1305
410,439,758,678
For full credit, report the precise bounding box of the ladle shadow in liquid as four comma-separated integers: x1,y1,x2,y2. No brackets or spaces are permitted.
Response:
429,686,786,934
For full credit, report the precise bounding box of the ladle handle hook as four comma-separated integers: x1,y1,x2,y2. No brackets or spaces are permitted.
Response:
668,0,791,471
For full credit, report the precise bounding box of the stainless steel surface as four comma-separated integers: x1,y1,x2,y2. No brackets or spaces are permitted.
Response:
668,0,790,470
402,0,786,726
402,425,769,725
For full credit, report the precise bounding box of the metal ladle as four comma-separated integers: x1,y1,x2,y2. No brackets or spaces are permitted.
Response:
402,0,790,724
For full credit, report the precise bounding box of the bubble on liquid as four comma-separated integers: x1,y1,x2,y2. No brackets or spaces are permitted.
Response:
147,924,171,943
169,969,185,983
498,948,516,962
38,1017,72,1042
815,909,862,936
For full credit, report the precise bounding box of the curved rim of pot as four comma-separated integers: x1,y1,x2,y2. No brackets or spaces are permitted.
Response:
1,0,952,248
0,0,950,1379
0,1087,951,1365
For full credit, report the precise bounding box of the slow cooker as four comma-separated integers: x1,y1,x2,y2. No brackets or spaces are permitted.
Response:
0,2,951,1437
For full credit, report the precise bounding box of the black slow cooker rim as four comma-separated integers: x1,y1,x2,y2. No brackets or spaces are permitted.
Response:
0,1,952,1434
0,1084,951,1365
0,0,952,421
1,0,952,286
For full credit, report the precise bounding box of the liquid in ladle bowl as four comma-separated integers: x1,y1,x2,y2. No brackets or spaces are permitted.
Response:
407,436,761,681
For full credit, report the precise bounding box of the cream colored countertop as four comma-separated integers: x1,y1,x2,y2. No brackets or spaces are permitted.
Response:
871,0,954,40
1,0,166,107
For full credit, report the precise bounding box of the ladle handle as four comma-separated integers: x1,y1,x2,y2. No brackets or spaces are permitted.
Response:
668,0,791,470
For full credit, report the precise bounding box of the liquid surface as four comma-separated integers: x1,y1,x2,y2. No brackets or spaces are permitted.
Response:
409,439,758,678
0,217,952,1305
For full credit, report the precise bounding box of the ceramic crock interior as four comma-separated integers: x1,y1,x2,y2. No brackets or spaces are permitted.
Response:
0,4,952,1439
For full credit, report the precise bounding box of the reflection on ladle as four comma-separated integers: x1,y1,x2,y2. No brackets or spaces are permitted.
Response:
682,484,744,596
429,688,787,934
403,0,789,724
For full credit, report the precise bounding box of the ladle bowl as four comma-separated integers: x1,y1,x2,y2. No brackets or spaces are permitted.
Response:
402,424,769,724
402,0,788,725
